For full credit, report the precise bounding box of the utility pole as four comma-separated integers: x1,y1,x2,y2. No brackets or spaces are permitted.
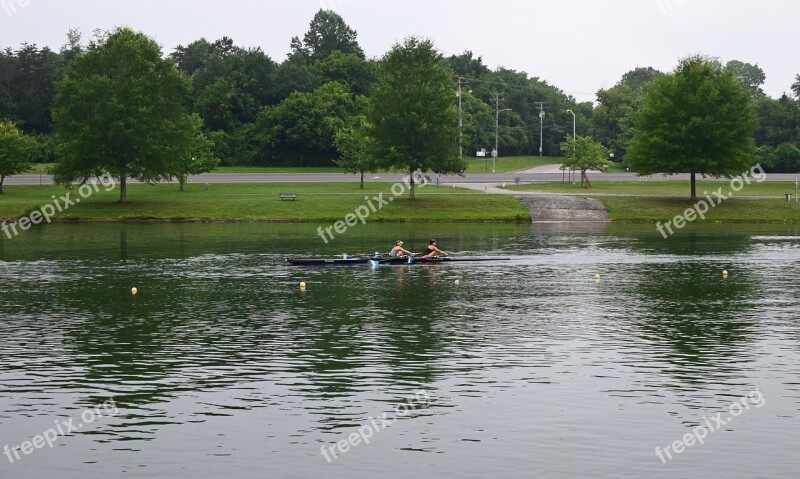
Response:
456,77,468,159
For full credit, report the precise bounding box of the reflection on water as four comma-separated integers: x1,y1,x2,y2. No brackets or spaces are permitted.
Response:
0,223,798,479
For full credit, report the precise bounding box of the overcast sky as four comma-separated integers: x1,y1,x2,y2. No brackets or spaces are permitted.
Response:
1,0,798,101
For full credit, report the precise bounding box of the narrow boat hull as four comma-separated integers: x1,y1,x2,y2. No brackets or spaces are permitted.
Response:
286,256,510,265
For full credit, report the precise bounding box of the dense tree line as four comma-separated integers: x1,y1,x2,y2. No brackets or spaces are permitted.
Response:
0,9,799,174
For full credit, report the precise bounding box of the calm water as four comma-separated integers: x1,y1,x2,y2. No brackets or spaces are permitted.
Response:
0,222,799,478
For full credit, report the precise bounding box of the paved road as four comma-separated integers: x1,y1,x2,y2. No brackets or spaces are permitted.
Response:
6,170,799,186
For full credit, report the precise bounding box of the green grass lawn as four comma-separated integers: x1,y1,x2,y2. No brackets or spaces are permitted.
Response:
22,163,55,174
0,182,531,222
598,196,800,222
505,180,798,198
464,155,560,173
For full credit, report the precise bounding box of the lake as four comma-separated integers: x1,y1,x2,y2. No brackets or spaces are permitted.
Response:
1,222,798,478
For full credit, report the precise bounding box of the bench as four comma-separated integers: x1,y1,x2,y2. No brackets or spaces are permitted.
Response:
278,192,298,201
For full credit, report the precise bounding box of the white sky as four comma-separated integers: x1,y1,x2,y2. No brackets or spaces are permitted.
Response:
1,0,798,101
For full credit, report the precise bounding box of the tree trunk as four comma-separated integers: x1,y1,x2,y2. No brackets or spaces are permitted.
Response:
119,175,128,203
0,175,5,194
359,169,364,189
408,167,416,200
179,177,186,192
690,172,696,200
119,162,128,203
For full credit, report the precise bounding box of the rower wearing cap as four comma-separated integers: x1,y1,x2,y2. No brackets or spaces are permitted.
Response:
420,239,448,259
390,240,413,258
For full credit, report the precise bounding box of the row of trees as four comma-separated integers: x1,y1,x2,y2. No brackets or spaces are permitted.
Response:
0,9,798,202
0,9,593,170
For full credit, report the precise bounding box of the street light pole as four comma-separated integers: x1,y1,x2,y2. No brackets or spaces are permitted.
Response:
539,105,545,157
456,77,468,159
493,93,511,173
566,109,576,183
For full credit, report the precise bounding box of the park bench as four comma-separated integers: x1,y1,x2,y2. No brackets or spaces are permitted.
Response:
278,192,298,201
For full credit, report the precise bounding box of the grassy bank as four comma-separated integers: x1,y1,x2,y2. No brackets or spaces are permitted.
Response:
0,182,531,222
505,180,798,197
597,196,799,222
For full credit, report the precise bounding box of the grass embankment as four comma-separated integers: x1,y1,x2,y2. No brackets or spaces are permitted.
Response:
0,183,530,222
505,180,800,222
505,180,797,197
598,197,799,222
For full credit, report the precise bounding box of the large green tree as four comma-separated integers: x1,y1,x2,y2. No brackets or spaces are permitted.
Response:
367,37,462,199
0,120,36,194
627,56,758,199
53,27,203,203
291,9,364,61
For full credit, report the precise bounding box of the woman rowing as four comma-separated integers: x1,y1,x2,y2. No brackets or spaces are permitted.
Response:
390,240,413,258
420,239,448,259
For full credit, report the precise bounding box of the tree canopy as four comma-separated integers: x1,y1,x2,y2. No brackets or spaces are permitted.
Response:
559,135,610,188
292,9,364,61
52,27,207,203
627,56,758,199
0,120,36,193
367,37,462,199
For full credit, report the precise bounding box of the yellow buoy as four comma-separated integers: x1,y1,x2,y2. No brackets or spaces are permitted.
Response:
299,282,307,290
722,270,729,278
594,274,601,281
131,287,138,296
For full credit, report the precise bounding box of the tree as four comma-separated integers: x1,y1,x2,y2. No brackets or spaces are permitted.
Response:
758,143,800,173
335,98,378,189
249,82,356,166
792,74,800,100
52,27,199,203
169,114,219,191
0,120,36,194
627,56,758,199
592,67,663,162
368,37,462,199
294,10,364,61
725,60,766,97
559,135,610,188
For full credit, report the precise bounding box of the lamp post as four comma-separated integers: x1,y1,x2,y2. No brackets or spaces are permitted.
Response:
495,107,512,173
539,107,545,157
566,109,576,182
456,77,468,159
